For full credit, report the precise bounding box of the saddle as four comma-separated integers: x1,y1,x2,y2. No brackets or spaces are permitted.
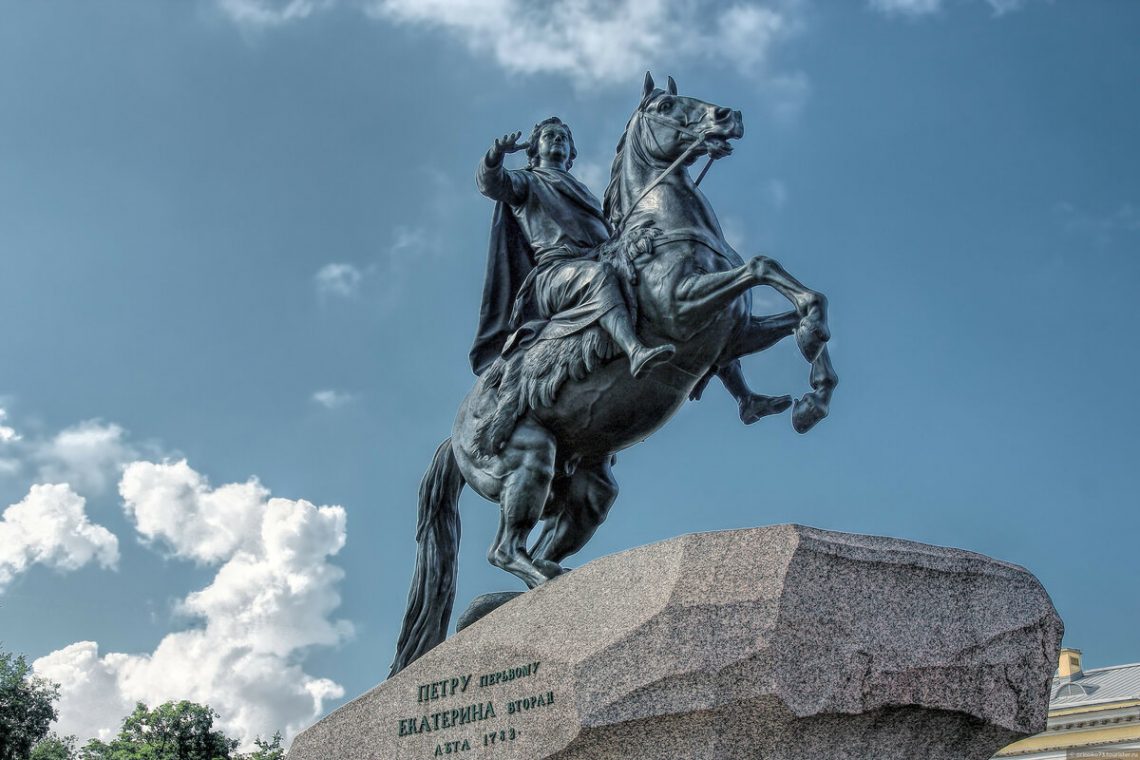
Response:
474,227,660,455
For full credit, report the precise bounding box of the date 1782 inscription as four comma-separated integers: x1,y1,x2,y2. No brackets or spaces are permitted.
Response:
397,661,555,756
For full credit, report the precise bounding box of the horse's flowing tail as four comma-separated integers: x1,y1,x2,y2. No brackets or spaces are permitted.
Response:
389,437,465,678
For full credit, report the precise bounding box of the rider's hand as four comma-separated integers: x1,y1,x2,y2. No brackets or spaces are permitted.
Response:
491,131,528,161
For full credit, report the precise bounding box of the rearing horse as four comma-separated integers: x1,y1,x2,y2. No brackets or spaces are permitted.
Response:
390,73,837,675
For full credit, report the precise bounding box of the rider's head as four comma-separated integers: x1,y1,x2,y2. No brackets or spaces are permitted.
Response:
527,117,576,170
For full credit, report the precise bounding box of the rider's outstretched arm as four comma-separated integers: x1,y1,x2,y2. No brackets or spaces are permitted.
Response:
477,132,528,206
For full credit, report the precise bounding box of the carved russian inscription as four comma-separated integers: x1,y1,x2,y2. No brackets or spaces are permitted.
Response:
395,660,556,757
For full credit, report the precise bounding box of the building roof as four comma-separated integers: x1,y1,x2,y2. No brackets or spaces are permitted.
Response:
1052,661,1140,709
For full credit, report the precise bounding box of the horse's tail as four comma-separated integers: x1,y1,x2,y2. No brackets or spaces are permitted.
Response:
389,437,465,677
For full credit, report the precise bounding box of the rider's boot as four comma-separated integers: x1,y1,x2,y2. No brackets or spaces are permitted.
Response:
600,310,676,379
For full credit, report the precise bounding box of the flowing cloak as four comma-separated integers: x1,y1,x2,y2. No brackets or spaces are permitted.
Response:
469,163,618,374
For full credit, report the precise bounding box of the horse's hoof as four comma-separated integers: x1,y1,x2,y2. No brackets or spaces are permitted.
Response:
739,394,792,425
792,392,829,433
795,296,830,361
533,558,567,580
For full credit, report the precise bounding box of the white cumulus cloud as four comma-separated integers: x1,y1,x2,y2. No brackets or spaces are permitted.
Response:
0,484,119,591
121,459,268,564
36,460,351,749
30,642,134,744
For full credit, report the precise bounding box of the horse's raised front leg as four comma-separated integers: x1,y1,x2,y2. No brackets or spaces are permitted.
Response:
672,257,827,360
530,457,618,566
673,264,757,325
488,417,565,589
748,256,830,362
792,347,838,433
724,311,799,359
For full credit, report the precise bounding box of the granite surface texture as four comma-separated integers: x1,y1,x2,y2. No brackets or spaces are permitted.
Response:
288,525,1063,760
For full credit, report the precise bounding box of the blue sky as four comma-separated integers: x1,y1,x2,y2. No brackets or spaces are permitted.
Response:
1,0,1138,749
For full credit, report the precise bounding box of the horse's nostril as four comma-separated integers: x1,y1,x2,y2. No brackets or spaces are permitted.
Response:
714,107,732,121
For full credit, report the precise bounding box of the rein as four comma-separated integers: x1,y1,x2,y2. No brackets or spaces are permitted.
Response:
614,110,720,231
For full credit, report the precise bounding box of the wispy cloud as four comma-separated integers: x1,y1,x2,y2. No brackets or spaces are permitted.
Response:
869,0,1036,18
216,0,332,27
34,420,138,496
311,389,357,409
313,225,435,309
868,0,942,16
314,262,364,300
0,411,149,496
36,459,350,750
0,484,119,591
216,0,806,103
570,159,608,197
763,178,788,211
366,0,803,89
1054,201,1140,247
0,408,21,443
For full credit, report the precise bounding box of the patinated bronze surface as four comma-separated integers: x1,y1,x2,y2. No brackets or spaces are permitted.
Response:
391,74,836,675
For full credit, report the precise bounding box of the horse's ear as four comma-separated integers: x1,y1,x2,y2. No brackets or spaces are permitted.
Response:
642,71,655,99
667,76,677,95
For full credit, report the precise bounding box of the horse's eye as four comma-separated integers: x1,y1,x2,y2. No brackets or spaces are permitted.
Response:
657,98,674,113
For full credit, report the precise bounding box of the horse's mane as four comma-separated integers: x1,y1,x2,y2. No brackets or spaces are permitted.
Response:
603,90,661,229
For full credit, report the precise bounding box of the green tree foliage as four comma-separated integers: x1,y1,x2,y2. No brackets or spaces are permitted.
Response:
235,734,284,760
30,735,77,760
79,702,239,760
0,648,61,760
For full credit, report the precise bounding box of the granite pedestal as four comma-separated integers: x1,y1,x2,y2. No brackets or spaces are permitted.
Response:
289,525,1063,760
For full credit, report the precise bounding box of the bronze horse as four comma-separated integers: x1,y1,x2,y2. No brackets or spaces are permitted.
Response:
391,74,836,675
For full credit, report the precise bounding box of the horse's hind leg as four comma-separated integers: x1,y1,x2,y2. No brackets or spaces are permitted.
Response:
531,457,618,566
488,417,564,589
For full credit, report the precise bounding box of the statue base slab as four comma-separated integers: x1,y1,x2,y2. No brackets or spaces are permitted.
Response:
288,524,1063,760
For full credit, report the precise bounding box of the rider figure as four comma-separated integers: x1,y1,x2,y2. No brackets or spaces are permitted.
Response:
472,117,790,424
471,117,675,380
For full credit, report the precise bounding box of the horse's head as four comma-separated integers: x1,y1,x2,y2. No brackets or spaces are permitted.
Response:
634,72,744,165
605,73,744,228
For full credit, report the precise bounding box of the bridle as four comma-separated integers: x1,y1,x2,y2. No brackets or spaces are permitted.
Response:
613,107,721,231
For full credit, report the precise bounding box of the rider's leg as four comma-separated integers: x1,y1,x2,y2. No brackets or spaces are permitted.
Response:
488,417,564,588
599,307,676,379
531,457,618,566
717,359,792,425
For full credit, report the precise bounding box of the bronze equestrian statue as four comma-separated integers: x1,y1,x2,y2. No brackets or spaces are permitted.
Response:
391,74,836,675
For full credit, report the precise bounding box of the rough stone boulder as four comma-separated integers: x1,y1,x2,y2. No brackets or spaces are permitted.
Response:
289,525,1063,760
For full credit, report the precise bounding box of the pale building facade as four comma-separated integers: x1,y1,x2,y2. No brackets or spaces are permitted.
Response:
995,648,1140,759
